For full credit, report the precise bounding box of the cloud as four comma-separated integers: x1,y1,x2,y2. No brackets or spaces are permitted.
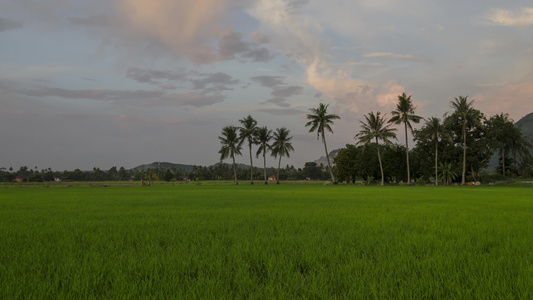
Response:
250,31,271,44
484,7,533,29
307,57,404,114
126,68,239,94
68,15,116,27
191,72,239,91
248,0,406,116
256,108,305,115
260,85,303,107
17,86,165,101
250,75,287,87
11,84,224,108
126,67,186,84
474,78,533,120
117,0,271,64
218,29,273,62
264,97,291,107
0,17,23,32
163,92,225,107
363,52,432,63
117,0,229,63
271,86,303,97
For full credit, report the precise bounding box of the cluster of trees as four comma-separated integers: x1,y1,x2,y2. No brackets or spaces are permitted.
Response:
0,166,133,182
334,95,533,185
218,104,344,185
219,116,295,184
0,162,334,183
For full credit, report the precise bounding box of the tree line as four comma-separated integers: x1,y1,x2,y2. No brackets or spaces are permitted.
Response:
0,163,333,183
337,95,532,185
220,94,532,185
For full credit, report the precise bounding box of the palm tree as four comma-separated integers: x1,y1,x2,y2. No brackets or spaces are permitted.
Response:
389,93,422,184
305,103,341,183
255,126,273,184
239,115,258,184
219,126,243,185
271,127,295,184
415,117,451,185
448,96,482,185
438,162,457,186
355,111,397,186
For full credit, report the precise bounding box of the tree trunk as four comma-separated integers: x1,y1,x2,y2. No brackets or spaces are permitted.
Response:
376,137,384,186
263,151,268,184
435,140,438,186
461,122,466,185
249,143,254,184
322,130,335,183
277,155,281,184
232,154,238,185
405,122,411,184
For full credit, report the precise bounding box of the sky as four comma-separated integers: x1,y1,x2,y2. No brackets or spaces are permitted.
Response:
1,0,533,171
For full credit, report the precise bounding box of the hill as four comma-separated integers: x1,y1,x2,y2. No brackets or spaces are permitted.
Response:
132,162,196,172
314,149,341,167
487,112,533,171
133,161,252,172
515,112,533,141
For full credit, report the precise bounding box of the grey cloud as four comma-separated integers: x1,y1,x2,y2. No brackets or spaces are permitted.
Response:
218,30,273,62
250,75,287,88
363,52,432,63
243,47,272,62
287,0,310,12
192,72,239,91
261,86,303,107
126,67,186,84
264,97,291,108
250,31,271,44
68,15,115,27
13,85,223,108
218,31,251,59
271,86,303,97
0,17,23,32
256,108,305,115
18,86,165,101
164,92,225,108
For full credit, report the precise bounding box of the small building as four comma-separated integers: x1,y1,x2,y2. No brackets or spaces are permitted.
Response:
15,176,28,183
53,177,62,182
268,175,277,181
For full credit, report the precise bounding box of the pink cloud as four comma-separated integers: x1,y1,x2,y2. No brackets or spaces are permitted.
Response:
117,0,229,64
474,78,533,120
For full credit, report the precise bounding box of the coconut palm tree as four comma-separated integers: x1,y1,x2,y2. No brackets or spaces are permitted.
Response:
255,126,273,184
219,126,243,185
389,93,422,184
239,115,258,184
448,96,482,185
355,111,397,186
305,103,341,183
415,117,451,185
271,127,295,184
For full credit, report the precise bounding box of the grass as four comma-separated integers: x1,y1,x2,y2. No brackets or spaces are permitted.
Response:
1,184,533,298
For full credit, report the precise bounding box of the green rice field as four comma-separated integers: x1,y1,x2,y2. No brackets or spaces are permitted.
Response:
1,183,533,298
